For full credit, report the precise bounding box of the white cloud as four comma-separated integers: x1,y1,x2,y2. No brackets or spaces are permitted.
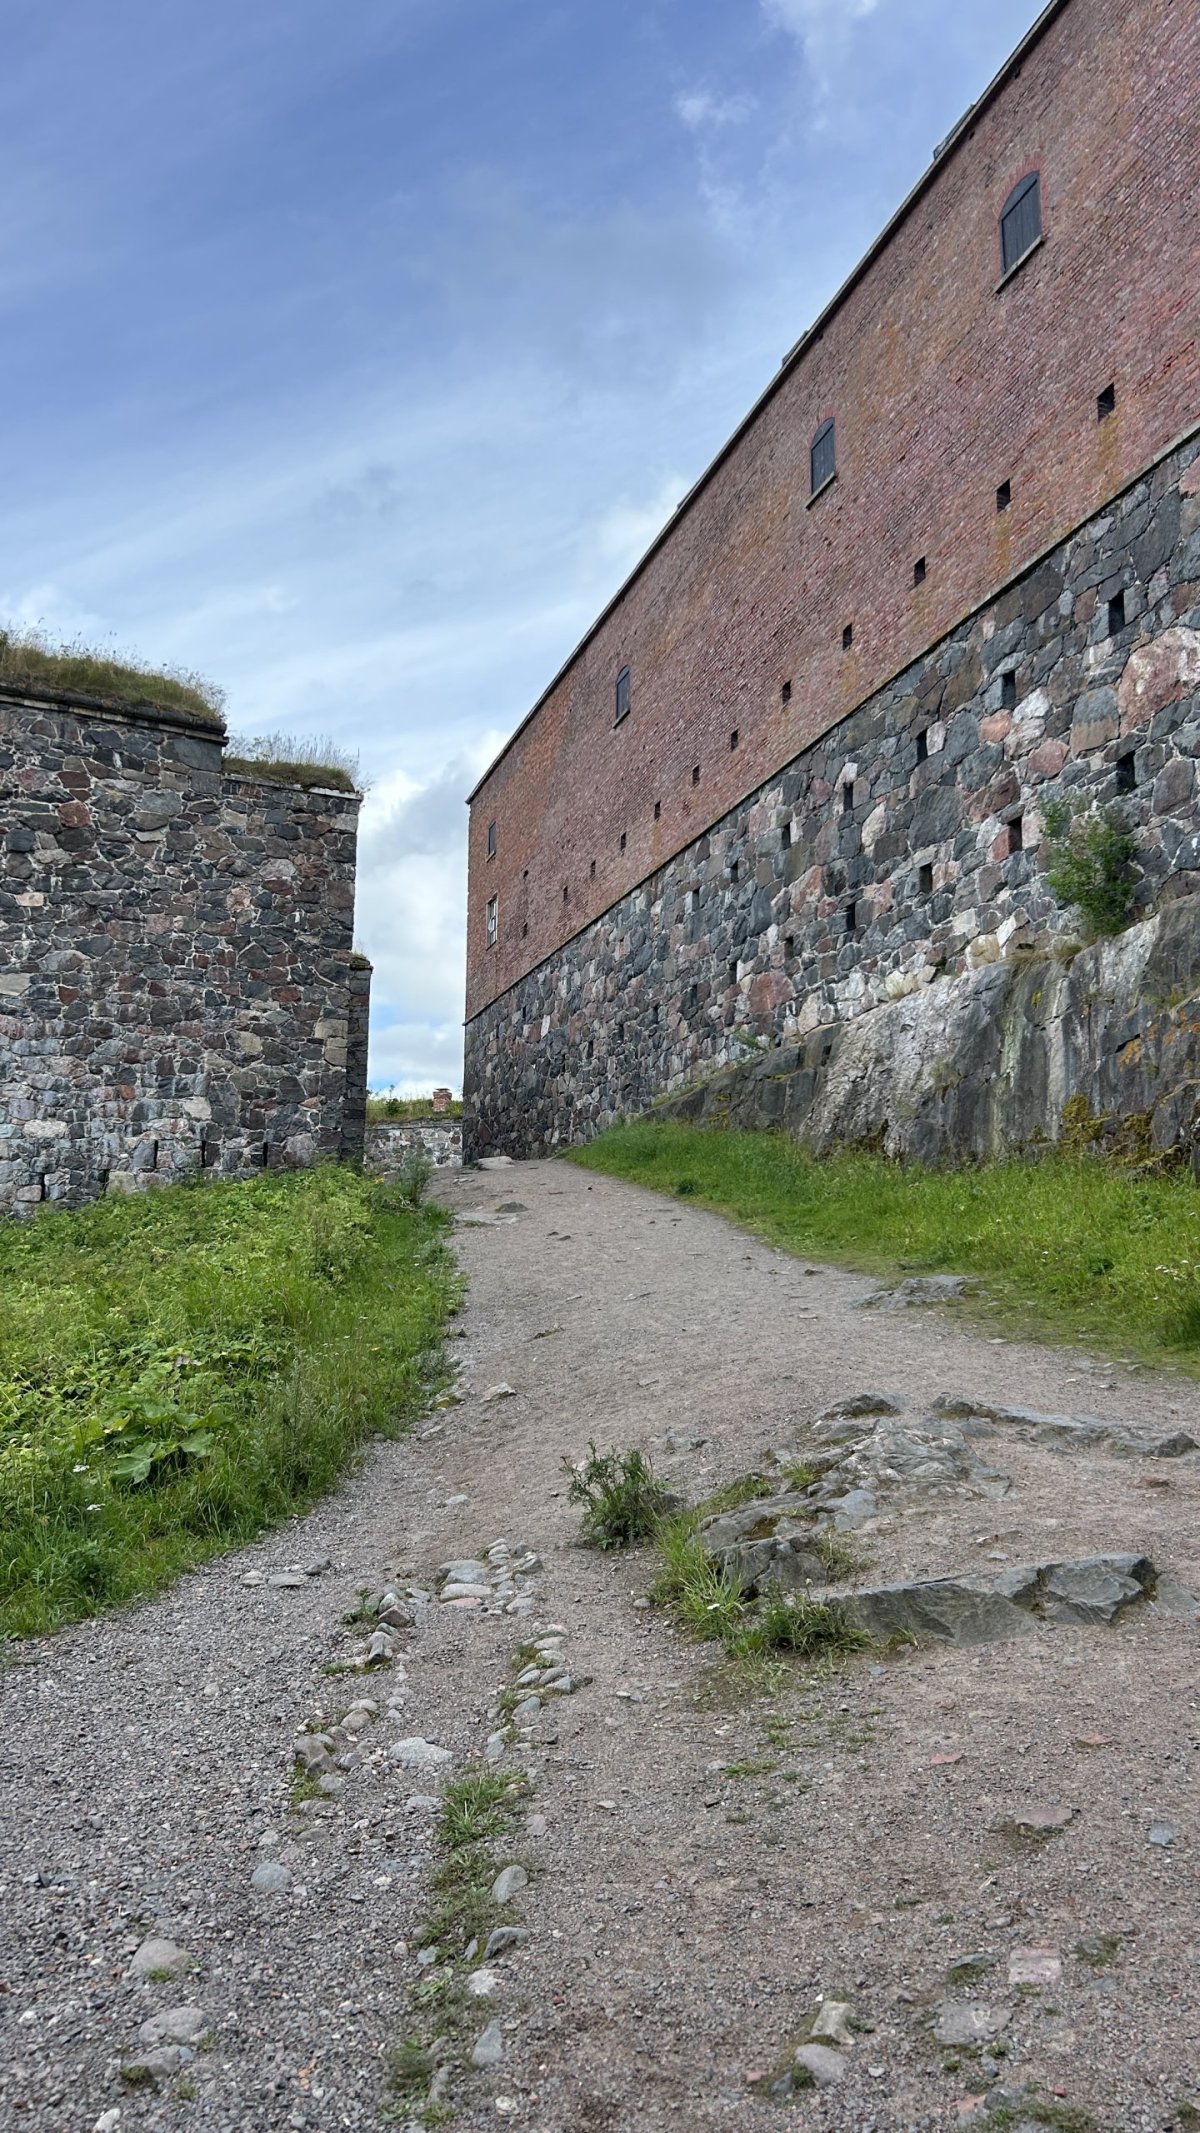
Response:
674,88,755,133
760,0,882,87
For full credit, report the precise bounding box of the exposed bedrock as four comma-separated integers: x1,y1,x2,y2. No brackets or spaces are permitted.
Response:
657,895,1200,1169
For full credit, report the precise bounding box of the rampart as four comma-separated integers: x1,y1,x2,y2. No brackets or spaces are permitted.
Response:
464,431,1200,1158
0,686,369,1211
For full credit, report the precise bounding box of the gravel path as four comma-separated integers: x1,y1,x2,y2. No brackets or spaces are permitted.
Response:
2,1157,1197,2133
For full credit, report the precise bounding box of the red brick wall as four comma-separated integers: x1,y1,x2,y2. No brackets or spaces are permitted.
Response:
466,0,1200,1021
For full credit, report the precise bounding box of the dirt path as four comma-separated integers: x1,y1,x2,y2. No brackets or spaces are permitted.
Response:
2,1158,1197,2133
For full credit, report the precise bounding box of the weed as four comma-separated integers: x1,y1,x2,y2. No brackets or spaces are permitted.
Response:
816,1530,864,1582
1174,2102,1200,2130
653,1520,749,1643
565,1442,675,1549
1042,795,1139,937
723,1758,778,1779
1073,1932,1123,1968
744,1591,871,1662
696,1473,775,1517
781,1460,821,1492
439,1769,523,1849
175,2077,198,2101
975,2104,1093,2133
675,1176,699,1196
224,729,360,793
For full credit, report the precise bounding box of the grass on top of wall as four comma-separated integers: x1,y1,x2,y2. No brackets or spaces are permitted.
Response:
224,730,361,794
0,625,225,728
568,1121,1200,1371
0,1166,458,1640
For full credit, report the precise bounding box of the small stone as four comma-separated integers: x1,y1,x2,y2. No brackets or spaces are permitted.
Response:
1007,1947,1061,1987
366,1629,396,1665
1007,1804,1077,1836
390,1737,454,1770
415,1947,439,1968
481,1384,517,1403
128,1937,193,1980
267,1571,307,1588
932,2003,1011,2047
466,1967,499,1997
241,1571,265,1586
491,1864,529,1903
1148,1820,1177,1847
484,1927,529,1959
121,2046,181,2081
94,2114,122,2133
471,2019,505,2068
526,1814,548,1838
809,2000,855,2047
441,1582,491,1602
512,1696,541,1725
793,2042,847,2087
515,1667,541,1687
485,1731,508,1762
304,1557,332,1576
318,1773,345,1796
251,1861,292,1894
405,1795,440,1813
632,1597,651,1611
137,2006,209,2047
440,1559,489,1584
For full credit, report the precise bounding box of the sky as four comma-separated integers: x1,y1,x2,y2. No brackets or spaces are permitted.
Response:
1,0,1046,1092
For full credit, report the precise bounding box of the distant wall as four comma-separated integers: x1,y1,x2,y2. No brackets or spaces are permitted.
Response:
0,688,366,1212
367,1121,463,1172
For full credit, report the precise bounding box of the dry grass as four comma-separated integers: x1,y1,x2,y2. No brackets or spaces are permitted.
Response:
0,625,224,728
224,730,360,794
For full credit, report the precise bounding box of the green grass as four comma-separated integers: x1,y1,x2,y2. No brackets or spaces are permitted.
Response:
368,1094,464,1122
224,729,359,794
0,624,224,727
653,1510,868,1676
564,1441,676,1549
568,1121,1200,1369
0,1166,457,1638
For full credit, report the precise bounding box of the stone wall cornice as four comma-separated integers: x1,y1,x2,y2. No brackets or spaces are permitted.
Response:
0,678,225,743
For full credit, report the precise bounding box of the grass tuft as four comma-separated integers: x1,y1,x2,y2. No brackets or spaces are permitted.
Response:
564,1441,675,1549
568,1122,1200,1370
224,729,360,794
0,623,224,727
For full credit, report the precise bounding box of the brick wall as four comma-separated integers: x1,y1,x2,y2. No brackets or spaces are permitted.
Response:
0,689,367,1212
464,430,1200,1157
466,0,1200,1023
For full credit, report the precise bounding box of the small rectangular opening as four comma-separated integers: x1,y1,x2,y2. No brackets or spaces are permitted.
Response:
261,1141,270,1170
1009,814,1024,854
781,820,791,848
486,894,498,948
685,984,698,1013
913,556,927,587
845,901,857,934
486,818,497,859
915,729,928,764
730,858,740,884
1116,752,1137,793
586,1038,594,1061
842,622,854,650
522,921,528,937
781,679,792,705
653,800,661,821
996,479,1012,513
651,1004,659,1026
730,728,739,751
1108,590,1126,634
589,858,596,878
617,1021,625,1041
1001,671,1018,709
202,1138,218,1169
784,935,795,959
729,962,739,987
689,887,700,912
1097,382,1116,422
619,831,627,852
842,782,853,814
919,862,934,895
562,883,569,903
692,764,700,786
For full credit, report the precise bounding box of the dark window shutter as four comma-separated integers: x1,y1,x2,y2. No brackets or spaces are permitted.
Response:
810,419,836,495
614,665,631,723
1000,174,1042,274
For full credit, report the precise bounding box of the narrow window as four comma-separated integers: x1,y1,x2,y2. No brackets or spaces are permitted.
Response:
730,728,739,751
996,479,1012,513
729,962,739,987
586,1039,594,1061
651,1004,659,1026
1097,382,1116,422
913,556,927,587
810,418,836,496
842,782,853,814
999,172,1042,276
615,665,631,724
261,1141,270,1170
590,858,596,878
562,883,569,904
522,921,528,937
781,820,791,848
1001,671,1018,710
1108,590,1126,634
149,1140,159,1172
689,887,700,913
730,858,740,884
654,800,661,821
202,1138,218,1169
916,729,928,764
486,894,498,948
781,679,792,705
619,830,627,852
845,900,857,934
1009,814,1024,855
842,622,854,651
486,818,497,859
919,862,934,895
692,764,700,786
522,867,529,880
617,1021,625,1041
784,935,795,959
1116,752,1137,793
685,983,698,1013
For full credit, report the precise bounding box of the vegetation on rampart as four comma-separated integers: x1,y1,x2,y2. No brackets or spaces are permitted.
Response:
224,728,361,794
0,625,225,728
0,1167,457,1639
367,1094,464,1121
570,1122,1200,1368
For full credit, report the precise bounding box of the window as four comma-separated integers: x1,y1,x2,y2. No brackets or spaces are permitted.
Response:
486,819,497,859
1098,382,1116,422
685,983,698,1013
781,820,791,848
729,962,739,987
730,858,740,884
845,900,857,934
784,935,794,959
1108,590,1127,634
996,480,1012,513
1116,751,1137,793
810,418,836,496
842,622,854,651
1008,814,1024,855
619,830,627,852
692,764,700,786
615,665,631,724
1000,173,1042,277
730,728,739,751
562,883,569,904
842,782,854,814
1001,671,1018,709
589,858,596,878
654,800,661,821
781,679,792,705
486,895,498,948
916,729,928,765
919,862,934,895
522,921,528,937
913,556,927,587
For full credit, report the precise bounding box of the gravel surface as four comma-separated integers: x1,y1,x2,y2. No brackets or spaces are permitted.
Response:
2,1156,1197,2133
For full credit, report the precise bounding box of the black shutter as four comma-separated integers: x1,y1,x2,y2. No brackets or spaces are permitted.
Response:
615,666,631,723
1000,174,1042,274
810,419,836,495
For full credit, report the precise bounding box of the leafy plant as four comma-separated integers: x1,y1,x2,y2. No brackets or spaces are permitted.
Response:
1041,796,1139,937
564,1441,676,1549
395,1147,434,1209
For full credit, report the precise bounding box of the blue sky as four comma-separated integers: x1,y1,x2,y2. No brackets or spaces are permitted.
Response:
1,0,1044,1091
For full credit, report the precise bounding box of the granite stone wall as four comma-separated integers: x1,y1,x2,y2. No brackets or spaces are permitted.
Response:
464,431,1200,1159
0,688,367,1212
367,1121,463,1172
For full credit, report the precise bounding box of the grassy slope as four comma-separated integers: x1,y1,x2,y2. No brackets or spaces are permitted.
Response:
0,627,224,727
0,1167,457,1638
569,1122,1200,1370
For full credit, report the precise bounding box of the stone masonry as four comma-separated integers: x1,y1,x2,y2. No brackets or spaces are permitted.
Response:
0,687,369,1212
465,429,1200,1158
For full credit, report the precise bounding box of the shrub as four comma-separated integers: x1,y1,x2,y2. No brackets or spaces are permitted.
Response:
1041,796,1139,937
564,1442,675,1549
395,1148,434,1208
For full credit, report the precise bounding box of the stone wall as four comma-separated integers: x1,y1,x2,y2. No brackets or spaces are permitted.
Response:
0,687,367,1212
464,431,1200,1160
367,1121,463,1172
